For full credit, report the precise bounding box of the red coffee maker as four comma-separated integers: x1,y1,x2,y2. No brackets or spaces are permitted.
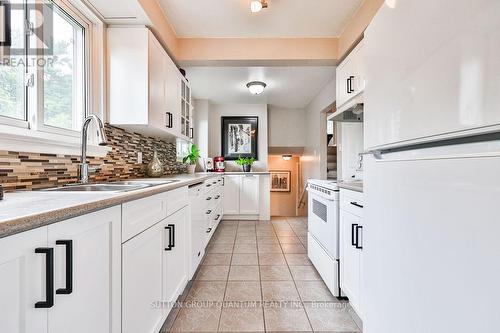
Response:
214,156,225,172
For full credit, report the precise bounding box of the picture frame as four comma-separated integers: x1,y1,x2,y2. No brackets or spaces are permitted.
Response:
270,171,291,192
221,116,258,160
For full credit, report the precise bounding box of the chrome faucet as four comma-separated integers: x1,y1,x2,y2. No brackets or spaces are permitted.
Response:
78,115,108,183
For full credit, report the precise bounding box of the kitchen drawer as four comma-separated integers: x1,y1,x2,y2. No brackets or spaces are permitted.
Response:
165,187,188,216
122,193,167,242
340,189,364,218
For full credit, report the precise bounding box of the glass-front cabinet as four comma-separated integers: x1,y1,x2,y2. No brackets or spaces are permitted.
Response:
180,79,193,140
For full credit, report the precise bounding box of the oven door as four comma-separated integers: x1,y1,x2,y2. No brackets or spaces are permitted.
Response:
308,192,339,259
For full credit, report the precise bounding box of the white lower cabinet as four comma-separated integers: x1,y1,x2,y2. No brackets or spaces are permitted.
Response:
223,175,260,216
0,207,122,333
122,222,164,333
339,189,364,317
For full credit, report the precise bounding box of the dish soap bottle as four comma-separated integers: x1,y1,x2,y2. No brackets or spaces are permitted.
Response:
146,151,164,177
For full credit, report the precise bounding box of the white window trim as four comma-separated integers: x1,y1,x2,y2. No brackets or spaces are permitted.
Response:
0,0,109,157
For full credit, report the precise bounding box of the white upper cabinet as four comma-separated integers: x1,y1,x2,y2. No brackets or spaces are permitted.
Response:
364,0,500,150
336,40,365,110
108,27,192,141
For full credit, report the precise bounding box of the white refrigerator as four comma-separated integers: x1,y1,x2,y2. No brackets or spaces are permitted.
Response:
362,1,500,332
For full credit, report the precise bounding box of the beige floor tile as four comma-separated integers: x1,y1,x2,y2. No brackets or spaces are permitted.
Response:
257,236,279,244
281,243,307,254
233,243,258,254
295,281,336,301
229,266,260,281
278,236,302,244
185,281,226,301
215,230,237,238
170,303,222,332
218,306,265,332
284,254,312,266
202,253,232,266
258,253,287,266
304,302,360,332
211,236,236,244
259,266,292,281
263,302,312,332
196,265,229,281
261,281,300,301
289,265,321,281
235,236,257,244
225,281,262,301
231,253,259,266
256,229,276,236
274,229,296,237
237,230,256,237
206,242,234,254
257,243,283,254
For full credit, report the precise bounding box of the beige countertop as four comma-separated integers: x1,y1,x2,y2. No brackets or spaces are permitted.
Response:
0,173,220,239
338,181,364,193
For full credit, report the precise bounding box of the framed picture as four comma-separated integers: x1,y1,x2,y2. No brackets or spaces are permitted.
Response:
221,116,258,160
270,171,291,192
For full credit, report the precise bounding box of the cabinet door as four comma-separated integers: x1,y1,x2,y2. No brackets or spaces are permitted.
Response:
223,175,241,215
0,227,48,333
163,207,189,313
48,206,122,333
148,32,167,132
340,209,361,313
239,175,260,215
165,55,181,135
336,61,349,107
122,222,164,333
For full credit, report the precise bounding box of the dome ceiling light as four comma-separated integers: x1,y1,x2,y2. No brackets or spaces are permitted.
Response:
250,0,268,13
246,81,267,95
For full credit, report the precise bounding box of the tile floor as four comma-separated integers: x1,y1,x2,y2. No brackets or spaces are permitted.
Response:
162,217,361,333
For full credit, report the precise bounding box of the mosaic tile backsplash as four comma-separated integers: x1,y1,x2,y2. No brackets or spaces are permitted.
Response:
0,125,187,191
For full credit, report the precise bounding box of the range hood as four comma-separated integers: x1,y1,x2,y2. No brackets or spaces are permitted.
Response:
328,94,364,122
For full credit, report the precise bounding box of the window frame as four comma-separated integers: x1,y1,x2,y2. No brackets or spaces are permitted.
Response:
0,0,109,156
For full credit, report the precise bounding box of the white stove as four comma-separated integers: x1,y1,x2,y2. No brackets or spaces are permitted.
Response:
306,179,342,297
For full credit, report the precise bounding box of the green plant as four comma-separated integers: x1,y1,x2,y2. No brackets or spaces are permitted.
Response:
235,156,255,166
182,144,200,165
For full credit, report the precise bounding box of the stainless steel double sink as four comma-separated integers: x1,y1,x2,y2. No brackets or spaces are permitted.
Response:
42,180,180,192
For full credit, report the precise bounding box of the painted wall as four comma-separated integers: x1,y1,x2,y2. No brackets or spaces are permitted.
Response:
268,106,307,148
269,155,303,217
301,78,336,183
207,103,269,172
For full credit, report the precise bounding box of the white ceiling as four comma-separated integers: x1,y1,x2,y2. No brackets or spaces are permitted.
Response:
159,0,364,38
185,66,336,108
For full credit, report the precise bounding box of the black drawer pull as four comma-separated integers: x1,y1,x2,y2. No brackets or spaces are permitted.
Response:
55,240,73,295
165,224,175,251
214,195,220,199
214,214,220,221
206,210,212,214
206,196,212,201
351,224,358,247
206,227,212,233
35,247,54,308
350,201,364,209
355,225,363,249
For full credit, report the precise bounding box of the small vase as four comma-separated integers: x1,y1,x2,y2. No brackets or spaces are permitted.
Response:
146,151,164,177
187,164,196,174
242,164,251,172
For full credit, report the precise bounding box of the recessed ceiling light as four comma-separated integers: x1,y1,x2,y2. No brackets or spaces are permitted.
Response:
282,154,293,161
250,0,268,13
246,81,267,95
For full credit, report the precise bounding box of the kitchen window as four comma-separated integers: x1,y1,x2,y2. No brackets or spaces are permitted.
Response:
0,0,106,155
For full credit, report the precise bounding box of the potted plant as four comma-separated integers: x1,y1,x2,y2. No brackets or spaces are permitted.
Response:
236,156,255,172
183,144,200,174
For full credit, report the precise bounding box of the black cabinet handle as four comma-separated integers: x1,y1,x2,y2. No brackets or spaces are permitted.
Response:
206,227,212,233
346,77,351,94
35,247,54,308
206,210,212,215
348,75,355,93
55,240,73,295
355,225,363,249
166,112,173,128
350,201,364,208
214,214,220,221
206,196,212,201
214,195,220,199
165,224,175,251
351,224,358,247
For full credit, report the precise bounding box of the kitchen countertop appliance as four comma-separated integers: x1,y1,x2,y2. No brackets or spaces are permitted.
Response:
306,179,343,298
214,156,225,172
